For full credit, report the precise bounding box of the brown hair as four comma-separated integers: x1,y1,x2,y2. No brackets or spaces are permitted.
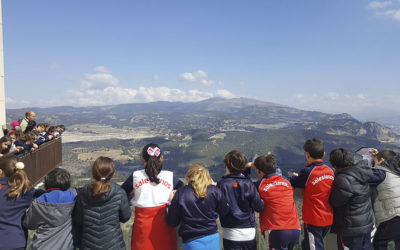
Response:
224,150,248,175
89,157,115,198
186,165,214,198
0,157,31,198
254,154,277,175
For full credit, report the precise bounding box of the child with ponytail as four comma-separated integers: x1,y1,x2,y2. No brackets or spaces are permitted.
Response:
0,157,38,250
121,143,183,250
73,157,131,250
166,165,230,250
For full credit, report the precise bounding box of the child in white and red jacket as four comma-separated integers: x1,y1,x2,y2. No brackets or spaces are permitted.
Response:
121,143,183,250
217,150,264,250
254,154,301,250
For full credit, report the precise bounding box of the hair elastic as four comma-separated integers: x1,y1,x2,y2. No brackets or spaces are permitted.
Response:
100,177,106,181
15,162,25,170
147,147,161,157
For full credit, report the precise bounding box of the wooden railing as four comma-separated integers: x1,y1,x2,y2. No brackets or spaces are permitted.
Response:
16,137,62,186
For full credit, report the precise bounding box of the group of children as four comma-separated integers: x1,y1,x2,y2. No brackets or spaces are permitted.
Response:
0,139,399,250
0,120,65,157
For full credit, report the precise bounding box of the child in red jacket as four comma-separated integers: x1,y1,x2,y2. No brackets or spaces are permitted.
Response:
254,154,300,250
290,138,334,250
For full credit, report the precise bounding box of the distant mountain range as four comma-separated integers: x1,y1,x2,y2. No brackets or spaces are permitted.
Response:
6,97,400,176
6,97,400,144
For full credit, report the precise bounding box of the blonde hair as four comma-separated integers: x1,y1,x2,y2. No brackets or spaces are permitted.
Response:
0,157,31,198
186,165,214,198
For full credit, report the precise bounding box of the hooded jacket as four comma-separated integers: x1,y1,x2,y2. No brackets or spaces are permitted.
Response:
73,182,131,250
330,160,374,237
23,190,76,250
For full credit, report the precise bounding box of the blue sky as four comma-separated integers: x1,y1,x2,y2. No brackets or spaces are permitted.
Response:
2,0,400,122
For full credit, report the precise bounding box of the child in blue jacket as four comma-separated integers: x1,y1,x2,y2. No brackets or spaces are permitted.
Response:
217,150,264,250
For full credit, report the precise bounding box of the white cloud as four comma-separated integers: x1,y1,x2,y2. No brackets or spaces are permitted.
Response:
282,92,400,119
55,67,235,106
179,70,220,87
65,86,235,106
367,1,393,9
80,67,119,90
367,1,400,21
327,92,340,100
94,66,111,73
6,97,16,104
376,8,400,20
49,63,62,70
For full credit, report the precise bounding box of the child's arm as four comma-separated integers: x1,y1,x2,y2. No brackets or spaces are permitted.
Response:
216,189,230,217
165,190,181,227
119,189,132,223
72,195,84,248
23,203,40,230
289,168,310,188
329,178,352,208
173,175,184,190
121,174,134,197
249,182,264,212
369,168,386,187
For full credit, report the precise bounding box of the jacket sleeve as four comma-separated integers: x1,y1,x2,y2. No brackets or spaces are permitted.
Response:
119,189,132,223
249,182,264,212
23,202,39,230
290,168,310,188
369,169,386,187
329,177,353,208
121,174,133,196
173,175,184,190
72,194,83,248
216,188,230,217
165,190,181,227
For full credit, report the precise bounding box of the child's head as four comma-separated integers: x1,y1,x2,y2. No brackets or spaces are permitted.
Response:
56,125,65,133
8,132,16,142
0,157,30,197
304,138,325,161
329,148,354,171
0,136,12,154
375,150,396,166
48,126,56,136
44,168,71,191
186,165,214,198
254,154,277,176
43,123,51,132
142,143,163,184
224,150,248,175
35,124,45,133
90,156,115,198
22,132,36,144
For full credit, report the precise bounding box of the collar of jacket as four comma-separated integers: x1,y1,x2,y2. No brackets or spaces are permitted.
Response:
262,173,280,180
305,160,324,168
222,173,247,179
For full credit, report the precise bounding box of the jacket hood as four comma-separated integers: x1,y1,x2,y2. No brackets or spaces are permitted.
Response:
339,160,372,184
30,198,75,227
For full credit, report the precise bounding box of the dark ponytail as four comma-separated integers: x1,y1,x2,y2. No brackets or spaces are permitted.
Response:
142,143,163,184
0,157,31,198
90,157,115,198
